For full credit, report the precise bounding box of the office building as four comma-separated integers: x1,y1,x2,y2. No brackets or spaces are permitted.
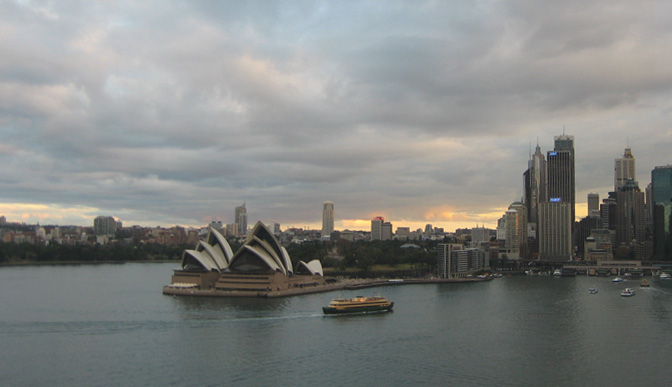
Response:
538,201,572,261
615,179,646,248
321,201,334,240
588,193,600,218
524,143,547,227
547,134,575,223
235,203,247,236
615,147,636,191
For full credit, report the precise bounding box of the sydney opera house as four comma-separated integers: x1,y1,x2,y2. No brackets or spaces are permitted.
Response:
163,221,335,297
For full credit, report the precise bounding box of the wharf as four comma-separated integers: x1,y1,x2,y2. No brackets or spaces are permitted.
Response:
162,277,488,298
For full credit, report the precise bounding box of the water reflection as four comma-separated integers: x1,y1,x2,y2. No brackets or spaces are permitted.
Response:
169,295,292,320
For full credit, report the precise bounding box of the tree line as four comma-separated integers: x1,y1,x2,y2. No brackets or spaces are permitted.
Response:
1,238,442,274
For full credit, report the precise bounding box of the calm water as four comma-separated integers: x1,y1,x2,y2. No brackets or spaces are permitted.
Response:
2,263,672,386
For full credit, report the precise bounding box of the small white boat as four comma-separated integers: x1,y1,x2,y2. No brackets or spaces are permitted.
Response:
588,287,598,294
660,273,672,280
553,269,562,276
612,277,624,282
620,288,635,297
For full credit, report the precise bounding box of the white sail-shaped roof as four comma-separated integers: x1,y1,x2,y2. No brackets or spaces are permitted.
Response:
251,235,286,273
305,259,323,276
197,241,228,270
229,244,284,273
280,247,293,275
182,249,220,272
295,259,324,276
206,228,234,263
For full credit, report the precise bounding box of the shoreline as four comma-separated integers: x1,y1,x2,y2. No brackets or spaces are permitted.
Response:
162,277,489,298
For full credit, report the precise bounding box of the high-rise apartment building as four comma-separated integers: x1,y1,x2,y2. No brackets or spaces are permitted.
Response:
235,203,247,237
615,147,636,191
547,134,575,223
321,201,334,240
94,216,119,236
651,165,672,260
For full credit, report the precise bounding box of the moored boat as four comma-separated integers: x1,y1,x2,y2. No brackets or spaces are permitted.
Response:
660,273,672,280
323,295,394,315
620,288,635,297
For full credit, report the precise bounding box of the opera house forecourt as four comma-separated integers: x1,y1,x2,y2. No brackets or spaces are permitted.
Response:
163,221,341,298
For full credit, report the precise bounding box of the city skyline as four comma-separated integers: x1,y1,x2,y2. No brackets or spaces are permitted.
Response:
1,1,671,232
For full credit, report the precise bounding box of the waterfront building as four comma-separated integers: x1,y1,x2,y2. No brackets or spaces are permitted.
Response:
168,222,325,296
651,165,672,260
547,134,575,223
500,202,528,260
438,243,476,278
321,201,334,240
538,200,572,261
576,216,601,259
615,147,636,191
235,203,247,236
588,193,600,218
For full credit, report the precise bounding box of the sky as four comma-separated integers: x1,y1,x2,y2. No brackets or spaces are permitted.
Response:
1,1,672,232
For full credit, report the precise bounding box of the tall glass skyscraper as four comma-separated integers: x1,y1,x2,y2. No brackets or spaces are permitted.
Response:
547,134,575,223
652,166,672,260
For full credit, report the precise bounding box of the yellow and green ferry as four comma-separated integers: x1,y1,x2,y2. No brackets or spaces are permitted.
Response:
322,295,394,315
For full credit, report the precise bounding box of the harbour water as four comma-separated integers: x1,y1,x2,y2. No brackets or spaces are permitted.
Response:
2,263,672,386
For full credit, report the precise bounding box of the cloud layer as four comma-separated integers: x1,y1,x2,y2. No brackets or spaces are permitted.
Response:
1,1,671,231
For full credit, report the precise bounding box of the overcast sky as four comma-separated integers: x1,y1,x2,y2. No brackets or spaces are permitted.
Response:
1,1,671,232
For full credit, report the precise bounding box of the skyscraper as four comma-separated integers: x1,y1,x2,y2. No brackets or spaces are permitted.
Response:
547,134,575,223
524,143,547,226
538,201,572,261
614,147,636,191
651,165,672,260
235,203,247,237
588,193,600,218
321,201,334,240
615,179,646,249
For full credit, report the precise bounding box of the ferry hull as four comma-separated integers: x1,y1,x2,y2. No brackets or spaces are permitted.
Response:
322,302,394,315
